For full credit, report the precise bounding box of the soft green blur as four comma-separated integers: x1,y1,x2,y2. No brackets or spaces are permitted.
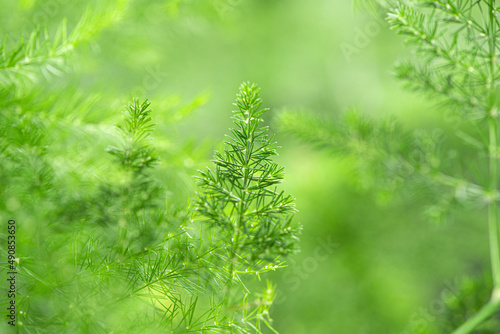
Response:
0,0,489,333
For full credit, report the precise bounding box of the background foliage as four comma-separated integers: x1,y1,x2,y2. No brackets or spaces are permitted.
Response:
0,0,493,333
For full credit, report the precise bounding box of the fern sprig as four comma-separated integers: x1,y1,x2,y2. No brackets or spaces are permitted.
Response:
0,1,129,89
0,22,72,87
107,99,159,173
196,82,300,271
298,0,500,332
386,1,494,120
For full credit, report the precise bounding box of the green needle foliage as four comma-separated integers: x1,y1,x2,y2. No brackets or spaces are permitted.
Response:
196,83,299,272
1,87,293,333
0,1,127,90
107,99,159,173
277,109,461,212
0,3,297,331
387,0,496,118
387,3,500,331
0,23,71,88
278,0,500,333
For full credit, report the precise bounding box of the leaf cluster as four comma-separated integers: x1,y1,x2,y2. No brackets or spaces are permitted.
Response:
196,82,300,270
387,0,498,119
276,109,467,214
0,6,294,332
277,0,500,332
107,99,159,173
0,22,72,88
0,1,128,91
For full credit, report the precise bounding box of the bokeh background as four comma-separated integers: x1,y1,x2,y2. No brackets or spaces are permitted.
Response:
0,0,489,333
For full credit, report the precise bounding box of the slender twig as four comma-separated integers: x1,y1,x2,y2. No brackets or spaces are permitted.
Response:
487,0,500,289
451,1,500,332
434,173,489,197
489,117,500,288
451,294,500,334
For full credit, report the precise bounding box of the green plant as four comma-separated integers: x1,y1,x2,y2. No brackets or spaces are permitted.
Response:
0,2,298,332
278,0,500,333
193,81,301,331
195,82,299,272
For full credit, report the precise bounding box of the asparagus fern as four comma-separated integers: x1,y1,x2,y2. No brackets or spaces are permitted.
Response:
0,4,298,329
278,0,500,332
196,82,300,272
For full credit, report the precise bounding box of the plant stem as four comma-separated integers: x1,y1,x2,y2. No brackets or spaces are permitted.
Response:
452,118,500,334
488,0,500,289
489,116,500,288
452,2,500,333
451,295,500,334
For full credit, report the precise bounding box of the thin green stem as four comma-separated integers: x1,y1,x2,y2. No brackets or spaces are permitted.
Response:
489,116,500,288
488,0,500,289
452,2,500,333
452,295,500,334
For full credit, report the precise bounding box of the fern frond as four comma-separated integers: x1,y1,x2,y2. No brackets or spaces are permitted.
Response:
107,99,159,173
196,82,300,271
0,21,72,88
0,1,129,89
387,1,493,118
277,109,494,220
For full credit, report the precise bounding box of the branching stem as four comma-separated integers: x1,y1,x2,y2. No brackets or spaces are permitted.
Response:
487,0,500,289
452,1,500,332
452,294,500,334
485,0,500,296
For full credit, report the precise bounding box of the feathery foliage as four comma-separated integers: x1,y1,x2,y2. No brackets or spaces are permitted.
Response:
107,99,159,173
387,0,496,119
0,22,71,88
196,82,300,271
278,0,500,332
0,1,128,90
0,89,293,333
0,1,297,331
387,3,500,331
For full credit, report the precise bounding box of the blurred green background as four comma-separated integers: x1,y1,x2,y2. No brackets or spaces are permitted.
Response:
0,0,489,333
